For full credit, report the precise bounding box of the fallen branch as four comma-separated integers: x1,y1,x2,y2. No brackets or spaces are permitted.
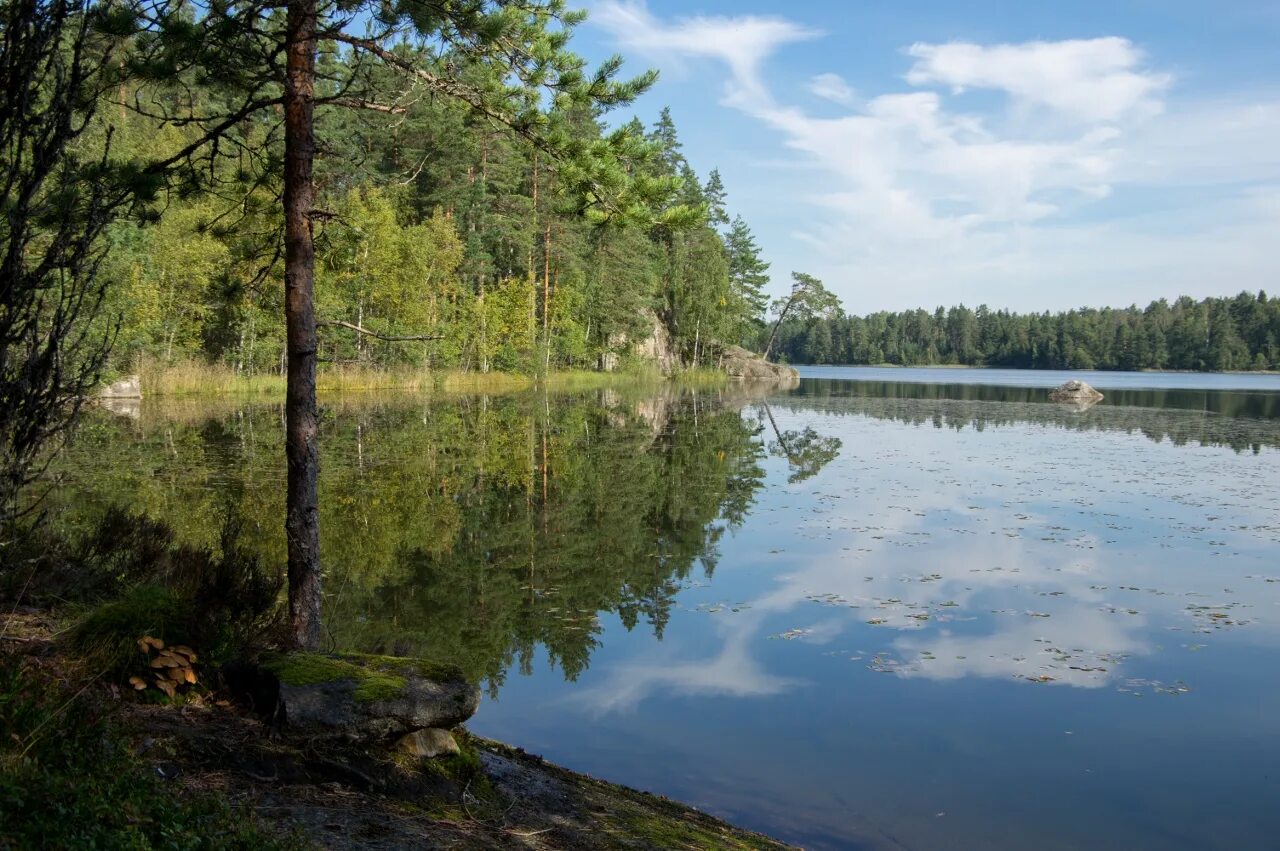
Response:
317,320,442,342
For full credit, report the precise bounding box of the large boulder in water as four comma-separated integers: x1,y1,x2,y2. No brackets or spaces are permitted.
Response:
720,345,799,385
1049,379,1104,404
255,652,480,743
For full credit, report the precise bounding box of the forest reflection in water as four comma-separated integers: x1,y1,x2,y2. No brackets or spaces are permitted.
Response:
792,378,1280,453
53,379,1280,692
52,376,1280,849
56,385,789,690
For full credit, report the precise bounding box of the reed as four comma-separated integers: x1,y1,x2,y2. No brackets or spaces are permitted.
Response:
135,358,727,398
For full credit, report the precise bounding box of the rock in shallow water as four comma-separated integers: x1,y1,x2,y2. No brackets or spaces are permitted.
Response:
720,345,800,384
260,652,479,742
1049,379,1104,404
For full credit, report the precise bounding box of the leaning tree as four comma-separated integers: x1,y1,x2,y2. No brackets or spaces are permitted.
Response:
762,271,842,361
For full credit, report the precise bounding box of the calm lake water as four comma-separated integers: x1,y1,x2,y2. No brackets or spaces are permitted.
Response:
57,368,1280,850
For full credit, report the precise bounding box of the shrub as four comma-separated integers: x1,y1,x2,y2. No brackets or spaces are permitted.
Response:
67,585,194,677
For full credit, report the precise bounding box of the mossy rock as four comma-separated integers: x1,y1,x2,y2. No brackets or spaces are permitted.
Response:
258,652,478,742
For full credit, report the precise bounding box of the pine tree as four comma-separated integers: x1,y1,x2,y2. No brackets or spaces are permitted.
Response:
724,216,770,341
130,0,667,649
764,272,841,361
704,169,729,230
649,106,684,177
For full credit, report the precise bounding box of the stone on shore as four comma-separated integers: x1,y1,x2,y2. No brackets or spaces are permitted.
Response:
1049,379,1104,404
721,345,800,385
398,728,461,759
99,375,142,399
260,652,479,743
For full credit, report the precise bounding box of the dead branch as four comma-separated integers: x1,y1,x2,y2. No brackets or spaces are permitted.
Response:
317,320,443,342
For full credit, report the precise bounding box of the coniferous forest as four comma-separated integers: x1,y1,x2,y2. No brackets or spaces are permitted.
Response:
765,292,1280,371
98,67,770,374
67,15,1278,379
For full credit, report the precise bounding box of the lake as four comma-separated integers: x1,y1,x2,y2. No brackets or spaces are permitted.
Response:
57,367,1280,850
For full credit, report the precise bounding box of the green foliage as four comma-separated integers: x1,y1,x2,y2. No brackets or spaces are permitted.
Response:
68,585,193,677
763,272,842,359
725,216,771,342
0,656,297,849
46,391,768,691
92,7,769,377
768,291,1280,370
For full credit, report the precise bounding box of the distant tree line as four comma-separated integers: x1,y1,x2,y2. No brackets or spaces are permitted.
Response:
764,292,1280,371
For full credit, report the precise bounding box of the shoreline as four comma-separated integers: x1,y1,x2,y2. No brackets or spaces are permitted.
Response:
787,362,1280,375
0,610,790,850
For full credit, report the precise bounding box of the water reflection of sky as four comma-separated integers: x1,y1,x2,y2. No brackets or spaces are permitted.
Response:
473,387,1280,851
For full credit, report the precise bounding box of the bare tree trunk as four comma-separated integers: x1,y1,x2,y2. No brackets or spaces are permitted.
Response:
763,299,795,362
283,0,322,651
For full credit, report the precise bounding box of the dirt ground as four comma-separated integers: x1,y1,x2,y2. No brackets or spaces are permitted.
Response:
2,610,792,850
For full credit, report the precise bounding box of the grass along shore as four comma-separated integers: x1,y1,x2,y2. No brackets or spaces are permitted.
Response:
134,359,728,397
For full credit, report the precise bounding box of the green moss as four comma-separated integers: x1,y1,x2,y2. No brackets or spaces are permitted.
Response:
263,652,465,703
418,740,500,815
616,808,780,850
263,652,407,702
67,585,193,674
339,652,466,684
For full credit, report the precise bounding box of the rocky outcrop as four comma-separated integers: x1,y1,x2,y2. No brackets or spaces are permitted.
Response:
634,310,677,375
601,309,679,374
720,345,800,385
1049,379,1104,405
99,375,142,399
258,652,480,743
600,314,799,385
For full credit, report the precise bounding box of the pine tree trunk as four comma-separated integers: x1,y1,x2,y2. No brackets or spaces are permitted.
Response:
542,221,551,373
283,0,322,651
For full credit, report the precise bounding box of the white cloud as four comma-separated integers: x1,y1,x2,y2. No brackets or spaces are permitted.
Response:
569,625,800,714
592,1,1280,310
905,38,1171,123
808,72,856,105
592,0,817,106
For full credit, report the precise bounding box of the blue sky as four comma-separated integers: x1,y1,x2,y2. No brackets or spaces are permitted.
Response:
570,1,1280,313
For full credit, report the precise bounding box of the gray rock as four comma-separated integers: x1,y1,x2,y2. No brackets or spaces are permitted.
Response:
1049,379,1104,404
263,652,480,742
720,345,800,385
602,309,678,374
398,728,461,759
99,375,142,399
